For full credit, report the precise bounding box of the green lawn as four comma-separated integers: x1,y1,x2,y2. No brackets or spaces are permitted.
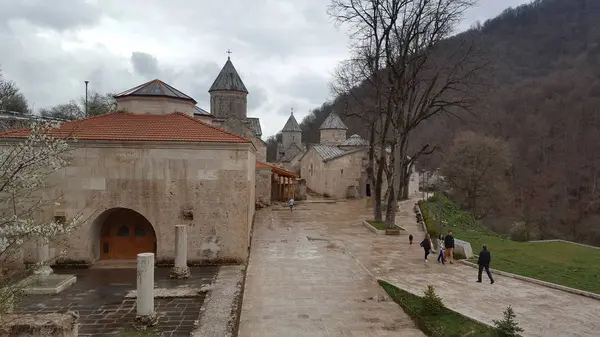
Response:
367,220,387,230
379,280,496,337
419,196,600,294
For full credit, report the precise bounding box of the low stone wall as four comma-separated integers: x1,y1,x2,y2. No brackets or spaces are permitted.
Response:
362,221,404,235
527,239,600,249
0,313,78,337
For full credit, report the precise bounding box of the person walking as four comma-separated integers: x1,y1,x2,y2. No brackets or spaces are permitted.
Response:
289,198,294,212
437,235,446,264
477,244,494,284
444,230,455,264
420,233,433,263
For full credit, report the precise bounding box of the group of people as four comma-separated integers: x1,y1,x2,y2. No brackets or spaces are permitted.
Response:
408,230,495,284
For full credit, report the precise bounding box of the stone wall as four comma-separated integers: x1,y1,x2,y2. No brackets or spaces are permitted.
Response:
210,91,247,120
282,131,302,152
22,141,256,265
255,168,272,208
319,130,346,146
193,115,214,125
213,118,266,162
0,313,78,337
300,148,367,198
116,96,196,116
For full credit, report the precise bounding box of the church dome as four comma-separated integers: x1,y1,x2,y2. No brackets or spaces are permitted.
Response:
209,57,248,93
340,134,368,147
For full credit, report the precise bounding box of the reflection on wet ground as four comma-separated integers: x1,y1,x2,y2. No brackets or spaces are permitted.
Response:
240,198,600,337
238,201,425,337
16,267,218,337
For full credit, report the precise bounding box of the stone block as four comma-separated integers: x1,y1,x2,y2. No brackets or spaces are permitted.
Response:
0,312,79,337
19,274,77,295
454,239,473,259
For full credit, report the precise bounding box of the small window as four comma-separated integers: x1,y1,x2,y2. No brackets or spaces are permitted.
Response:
134,226,147,237
103,242,109,253
54,215,66,225
341,169,344,175
182,210,193,221
117,225,130,237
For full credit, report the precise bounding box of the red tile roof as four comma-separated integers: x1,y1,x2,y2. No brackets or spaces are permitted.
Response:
256,161,298,178
0,112,250,143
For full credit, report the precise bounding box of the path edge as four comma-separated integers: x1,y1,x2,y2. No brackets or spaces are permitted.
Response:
459,260,600,301
381,280,495,330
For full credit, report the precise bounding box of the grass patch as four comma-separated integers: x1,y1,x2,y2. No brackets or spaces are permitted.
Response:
379,280,495,337
419,195,600,294
367,220,388,230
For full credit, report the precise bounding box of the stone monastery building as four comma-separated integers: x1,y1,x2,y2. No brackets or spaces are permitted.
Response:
276,111,420,199
0,57,296,267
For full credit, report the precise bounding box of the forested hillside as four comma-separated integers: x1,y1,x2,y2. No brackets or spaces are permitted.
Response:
267,0,600,244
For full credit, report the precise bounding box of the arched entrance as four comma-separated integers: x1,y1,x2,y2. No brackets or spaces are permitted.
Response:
98,208,157,260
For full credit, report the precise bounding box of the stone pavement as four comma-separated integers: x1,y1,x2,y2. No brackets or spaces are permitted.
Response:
240,198,600,337
238,204,425,337
16,267,218,337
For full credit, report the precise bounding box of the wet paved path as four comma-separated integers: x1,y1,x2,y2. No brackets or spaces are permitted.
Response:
238,203,425,337
241,199,600,337
16,267,218,337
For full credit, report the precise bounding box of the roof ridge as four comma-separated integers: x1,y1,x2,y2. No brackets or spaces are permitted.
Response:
170,112,251,143
319,112,347,130
114,79,155,96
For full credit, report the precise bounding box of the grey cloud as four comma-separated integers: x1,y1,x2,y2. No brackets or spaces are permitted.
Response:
131,52,160,80
281,72,330,104
247,86,268,111
0,0,102,31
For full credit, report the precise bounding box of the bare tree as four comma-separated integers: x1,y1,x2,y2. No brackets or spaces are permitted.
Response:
330,0,482,226
39,91,116,120
0,69,29,114
329,0,396,222
441,131,512,219
0,121,81,313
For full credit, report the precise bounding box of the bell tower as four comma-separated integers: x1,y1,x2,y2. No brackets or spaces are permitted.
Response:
209,51,248,120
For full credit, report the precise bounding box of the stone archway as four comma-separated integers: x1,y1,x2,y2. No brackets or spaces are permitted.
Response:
97,208,157,260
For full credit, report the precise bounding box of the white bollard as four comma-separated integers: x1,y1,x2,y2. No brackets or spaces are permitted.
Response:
135,252,157,327
170,225,191,279
33,237,53,276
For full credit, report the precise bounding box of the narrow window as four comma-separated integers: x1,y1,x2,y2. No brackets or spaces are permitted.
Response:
117,225,130,237
134,225,147,237
103,243,109,253
341,169,344,175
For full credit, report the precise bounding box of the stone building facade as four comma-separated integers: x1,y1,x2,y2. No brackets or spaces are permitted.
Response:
1,111,256,266
276,111,306,173
298,112,420,199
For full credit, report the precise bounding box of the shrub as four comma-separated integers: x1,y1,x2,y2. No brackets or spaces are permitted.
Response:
493,306,524,337
420,285,444,316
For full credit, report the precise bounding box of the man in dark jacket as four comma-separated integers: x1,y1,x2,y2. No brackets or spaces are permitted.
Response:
477,244,494,284
444,230,455,264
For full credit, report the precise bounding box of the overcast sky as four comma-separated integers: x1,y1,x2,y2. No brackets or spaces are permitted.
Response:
0,0,529,138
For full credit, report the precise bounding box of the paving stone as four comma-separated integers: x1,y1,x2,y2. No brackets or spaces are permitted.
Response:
14,266,218,335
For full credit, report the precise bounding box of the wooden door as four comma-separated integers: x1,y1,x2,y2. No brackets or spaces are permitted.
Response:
101,222,156,260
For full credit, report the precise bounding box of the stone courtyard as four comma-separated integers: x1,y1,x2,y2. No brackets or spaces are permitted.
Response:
15,267,218,336
7,198,600,337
